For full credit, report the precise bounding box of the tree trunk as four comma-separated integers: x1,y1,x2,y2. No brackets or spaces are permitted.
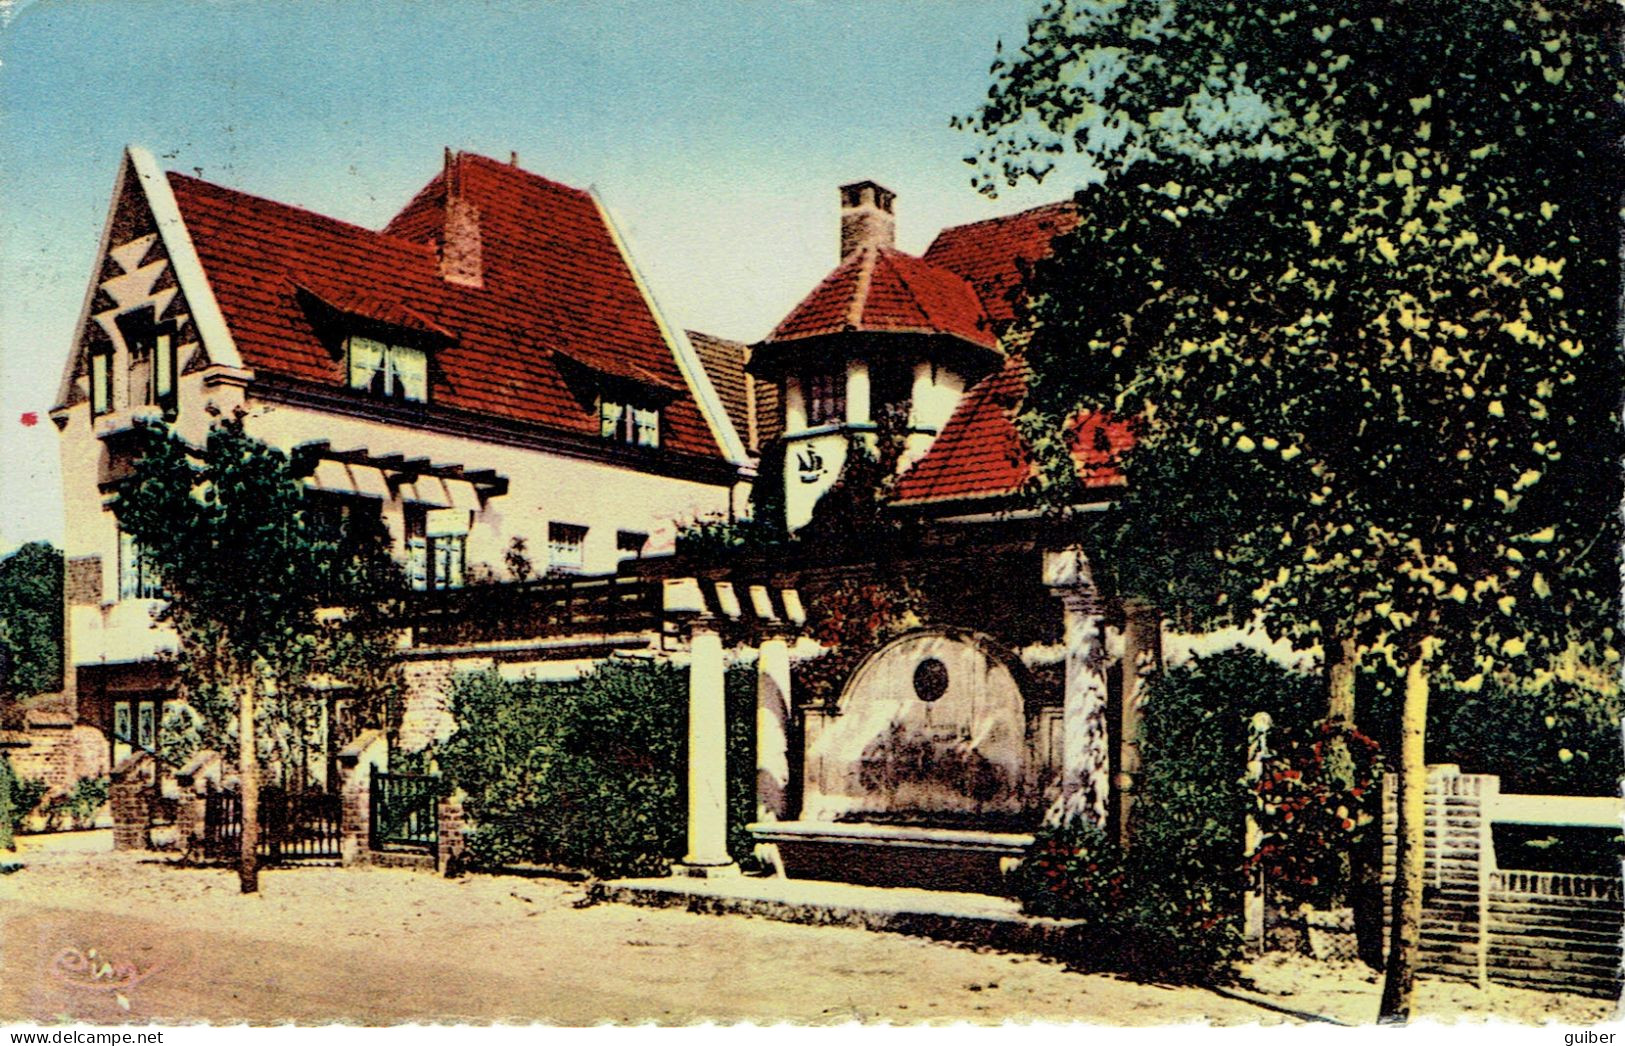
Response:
1325,631,1357,726
238,669,260,895
1324,628,1384,966
1378,643,1431,1023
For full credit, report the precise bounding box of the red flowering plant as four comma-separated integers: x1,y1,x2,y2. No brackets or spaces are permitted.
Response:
1248,720,1382,908
792,573,926,707
1009,818,1130,929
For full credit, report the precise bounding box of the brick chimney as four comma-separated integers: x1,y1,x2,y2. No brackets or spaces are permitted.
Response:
439,149,484,289
839,180,896,260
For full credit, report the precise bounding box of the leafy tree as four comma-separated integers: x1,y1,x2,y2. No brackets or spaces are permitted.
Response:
960,0,1621,1021
0,542,64,703
112,417,404,892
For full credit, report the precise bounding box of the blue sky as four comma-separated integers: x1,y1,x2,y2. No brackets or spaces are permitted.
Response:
0,0,1086,553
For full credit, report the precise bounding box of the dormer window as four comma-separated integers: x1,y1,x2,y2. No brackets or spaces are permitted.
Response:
599,399,660,448
348,336,428,403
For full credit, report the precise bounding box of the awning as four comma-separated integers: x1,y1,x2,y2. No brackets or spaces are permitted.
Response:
401,476,479,509
305,459,389,499
291,441,509,503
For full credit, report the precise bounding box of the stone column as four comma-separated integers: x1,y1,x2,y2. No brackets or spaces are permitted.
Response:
784,376,807,433
755,632,792,822
1043,548,1111,828
845,359,871,426
1117,600,1163,842
677,617,738,876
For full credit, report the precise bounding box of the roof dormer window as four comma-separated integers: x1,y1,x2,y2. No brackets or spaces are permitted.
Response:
599,398,660,448
347,335,428,403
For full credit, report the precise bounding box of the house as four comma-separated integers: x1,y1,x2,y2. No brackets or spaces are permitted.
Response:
47,146,748,780
592,180,1162,886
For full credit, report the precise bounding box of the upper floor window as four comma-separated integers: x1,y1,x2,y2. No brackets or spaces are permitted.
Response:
348,336,428,403
548,522,588,574
599,399,660,448
805,371,845,426
90,344,114,416
118,529,164,600
117,310,179,415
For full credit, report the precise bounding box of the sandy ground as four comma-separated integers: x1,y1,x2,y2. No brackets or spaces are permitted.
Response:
0,831,1616,1027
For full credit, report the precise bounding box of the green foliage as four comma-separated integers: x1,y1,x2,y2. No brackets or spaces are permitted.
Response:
1016,650,1332,980
112,417,405,778
1430,663,1622,796
967,0,1621,682
58,776,110,830
438,659,757,878
0,542,63,701
0,754,13,849
1010,819,1127,925
1,758,48,843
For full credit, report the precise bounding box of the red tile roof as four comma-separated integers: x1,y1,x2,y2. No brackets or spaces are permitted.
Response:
924,201,1079,325
891,353,1132,507
890,199,1128,508
766,246,997,351
167,153,723,460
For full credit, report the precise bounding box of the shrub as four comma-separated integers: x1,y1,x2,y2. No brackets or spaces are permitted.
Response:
1,757,48,844
0,754,12,849
438,658,757,878
1014,649,1326,981
1010,818,1128,926
1430,668,1621,796
1251,720,1381,908
63,776,110,829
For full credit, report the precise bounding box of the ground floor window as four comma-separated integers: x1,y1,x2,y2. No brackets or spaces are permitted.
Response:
118,529,164,600
111,696,164,766
406,506,469,590
548,522,588,574
617,529,648,561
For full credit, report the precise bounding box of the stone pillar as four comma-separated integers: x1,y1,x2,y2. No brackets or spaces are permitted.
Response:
784,376,807,434
1117,601,1163,842
437,789,469,876
1042,548,1111,828
1243,712,1272,954
336,729,388,867
845,359,871,426
676,617,738,876
755,632,792,822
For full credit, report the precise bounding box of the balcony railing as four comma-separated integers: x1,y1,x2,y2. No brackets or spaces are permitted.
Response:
403,573,662,647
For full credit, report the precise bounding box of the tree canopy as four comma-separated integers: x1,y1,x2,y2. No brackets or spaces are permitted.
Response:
113,417,405,769
959,0,1622,1018
113,416,404,891
0,542,63,704
963,0,1621,686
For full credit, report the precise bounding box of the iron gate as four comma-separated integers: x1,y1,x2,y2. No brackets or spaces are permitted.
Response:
203,786,343,863
370,771,440,854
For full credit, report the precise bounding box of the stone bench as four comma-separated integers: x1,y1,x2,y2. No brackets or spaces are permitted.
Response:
749,820,1033,894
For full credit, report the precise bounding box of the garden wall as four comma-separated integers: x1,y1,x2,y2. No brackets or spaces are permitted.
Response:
1381,764,1622,998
